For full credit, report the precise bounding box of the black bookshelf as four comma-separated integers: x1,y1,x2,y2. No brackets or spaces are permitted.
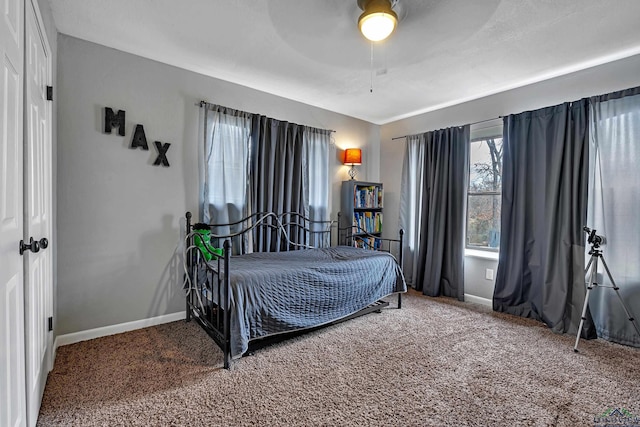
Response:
340,180,383,249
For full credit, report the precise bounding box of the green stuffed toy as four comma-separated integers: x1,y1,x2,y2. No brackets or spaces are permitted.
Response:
193,224,223,261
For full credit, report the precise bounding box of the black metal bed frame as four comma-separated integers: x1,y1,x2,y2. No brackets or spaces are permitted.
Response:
184,211,404,369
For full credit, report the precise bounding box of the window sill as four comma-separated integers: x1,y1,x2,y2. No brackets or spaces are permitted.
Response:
465,248,499,261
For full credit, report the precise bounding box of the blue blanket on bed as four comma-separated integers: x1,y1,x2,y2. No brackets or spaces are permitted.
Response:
208,246,406,358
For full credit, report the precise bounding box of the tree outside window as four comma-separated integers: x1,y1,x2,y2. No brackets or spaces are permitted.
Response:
467,137,503,250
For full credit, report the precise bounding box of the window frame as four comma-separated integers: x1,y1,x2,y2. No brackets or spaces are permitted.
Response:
466,121,503,252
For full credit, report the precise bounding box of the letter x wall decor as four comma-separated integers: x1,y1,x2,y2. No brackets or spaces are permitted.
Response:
103,107,171,167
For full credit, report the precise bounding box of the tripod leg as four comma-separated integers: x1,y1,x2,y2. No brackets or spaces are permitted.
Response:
575,256,598,352
574,286,594,352
600,256,640,339
584,256,593,276
611,288,640,338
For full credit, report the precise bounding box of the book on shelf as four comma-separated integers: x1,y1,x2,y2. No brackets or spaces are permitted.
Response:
352,236,381,250
354,185,383,209
351,211,383,234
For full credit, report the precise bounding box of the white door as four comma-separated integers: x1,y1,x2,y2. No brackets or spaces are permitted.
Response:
24,1,53,425
0,0,26,426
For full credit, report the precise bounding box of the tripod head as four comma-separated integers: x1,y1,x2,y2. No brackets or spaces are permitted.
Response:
583,226,605,252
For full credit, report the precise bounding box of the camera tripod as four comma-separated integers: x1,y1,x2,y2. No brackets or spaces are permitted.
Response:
574,244,640,352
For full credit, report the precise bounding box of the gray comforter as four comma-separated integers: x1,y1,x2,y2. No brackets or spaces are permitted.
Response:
208,246,406,358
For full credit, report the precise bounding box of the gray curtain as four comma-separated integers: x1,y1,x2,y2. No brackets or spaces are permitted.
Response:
251,116,306,251
399,135,427,288
414,126,469,300
587,86,640,347
494,100,595,336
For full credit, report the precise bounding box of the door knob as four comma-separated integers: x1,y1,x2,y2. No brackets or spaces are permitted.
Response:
19,237,40,255
39,237,49,249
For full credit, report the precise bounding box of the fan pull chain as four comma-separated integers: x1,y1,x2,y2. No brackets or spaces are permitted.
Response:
370,42,374,93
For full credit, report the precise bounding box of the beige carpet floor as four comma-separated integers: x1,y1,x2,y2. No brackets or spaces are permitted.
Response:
38,290,640,426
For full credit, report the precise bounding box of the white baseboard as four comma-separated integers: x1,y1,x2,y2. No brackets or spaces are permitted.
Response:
464,294,493,307
54,311,186,350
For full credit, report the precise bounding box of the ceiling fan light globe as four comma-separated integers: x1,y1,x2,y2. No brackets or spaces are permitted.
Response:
359,12,397,41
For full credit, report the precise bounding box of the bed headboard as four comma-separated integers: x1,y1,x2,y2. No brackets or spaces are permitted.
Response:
186,211,335,255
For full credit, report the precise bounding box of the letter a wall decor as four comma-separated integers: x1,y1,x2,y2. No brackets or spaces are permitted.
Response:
103,106,171,167
130,124,149,150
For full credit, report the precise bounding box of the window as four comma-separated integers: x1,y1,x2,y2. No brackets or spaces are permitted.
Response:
200,104,330,248
206,122,251,208
467,125,503,251
201,107,252,226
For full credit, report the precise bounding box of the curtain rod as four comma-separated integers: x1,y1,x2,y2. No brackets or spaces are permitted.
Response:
391,116,503,141
198,100,335,133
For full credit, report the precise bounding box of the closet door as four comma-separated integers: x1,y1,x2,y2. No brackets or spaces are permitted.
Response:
24,1,53,424
0,0,26,425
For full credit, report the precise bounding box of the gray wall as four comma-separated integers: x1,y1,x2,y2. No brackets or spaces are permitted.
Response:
56,34,379,335
379,53,640,303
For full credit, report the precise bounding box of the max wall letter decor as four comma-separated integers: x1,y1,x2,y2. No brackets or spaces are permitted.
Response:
153,141,171,167
103,106,171,168
130,124,149,150
104,107,126,136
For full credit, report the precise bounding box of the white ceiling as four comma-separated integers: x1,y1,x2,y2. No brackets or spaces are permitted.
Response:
48,0,640,125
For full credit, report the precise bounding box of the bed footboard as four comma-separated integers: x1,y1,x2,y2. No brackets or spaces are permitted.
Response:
184,212,232,368
338,214,405,309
